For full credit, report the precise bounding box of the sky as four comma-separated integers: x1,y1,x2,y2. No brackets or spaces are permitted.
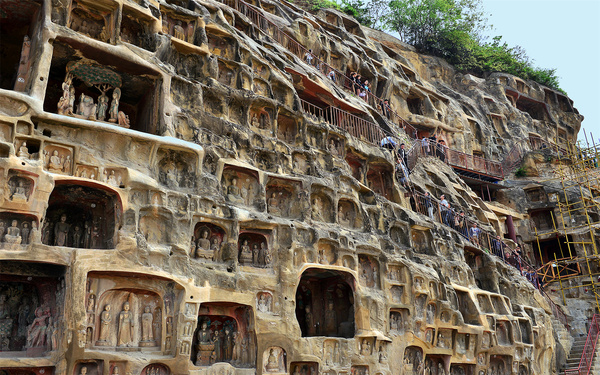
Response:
480,0,600,145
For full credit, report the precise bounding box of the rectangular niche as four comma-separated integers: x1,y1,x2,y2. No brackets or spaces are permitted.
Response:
0,0,42,91
160,6,198,45
44,40,162,135
14,137,40,161
67,0,118,44
0,261,66,356
121,5,157,51
206,27,236,60
43,143,74,175
250,103,274,134
156,146,200,190
276,109,299,144
86,272,183,354
0,121,14,142
266,177,302,219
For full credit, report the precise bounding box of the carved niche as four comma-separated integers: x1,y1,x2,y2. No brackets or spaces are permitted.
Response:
157,148,198,190
74,361,103,375
277,112,298,144
266,177,301,219
75,165,99,180
192,222,226,261
310,190,334,223
337,199,360,229
358,254,380,289
217,60,236,87
0,263,65,356
192,302,256,367
68,0,116,43
249,106,274,133
207,32,235,60
120,9,155,51
43,183,122,249
238,232,270,268
0,212,38,246
15,138,40,160
389,309,410,334
140,364,169,375
366,163,394,201
290,363,318,375
161,9,196,44
263,346,286,373
88,273,182,352
256,292,273,314
317,241,337,266
6,173,35,203
402,346,423,375
222,167,261,209
43,144,74,175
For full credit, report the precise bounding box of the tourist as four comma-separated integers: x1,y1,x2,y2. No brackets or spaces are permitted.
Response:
328,70,336,82
440,195,451,225
305,49,313,65
437,140,447,162
398,143,408,168
492,235,503,258
380,136,397,150
396,160,409,188
421,136,430,156
469,223,481,246
424,192,434,219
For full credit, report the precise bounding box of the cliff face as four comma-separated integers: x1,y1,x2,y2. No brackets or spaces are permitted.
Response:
0,1,585,375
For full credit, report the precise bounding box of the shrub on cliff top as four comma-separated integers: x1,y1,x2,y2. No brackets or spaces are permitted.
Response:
339,0,564,92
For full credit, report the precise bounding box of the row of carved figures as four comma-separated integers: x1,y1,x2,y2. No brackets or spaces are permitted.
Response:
57,74,130,127
0,219,34,244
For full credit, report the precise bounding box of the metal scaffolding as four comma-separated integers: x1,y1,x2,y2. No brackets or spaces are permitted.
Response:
533,131,600,310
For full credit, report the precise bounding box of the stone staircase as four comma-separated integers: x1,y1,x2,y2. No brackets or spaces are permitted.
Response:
564,335,600,374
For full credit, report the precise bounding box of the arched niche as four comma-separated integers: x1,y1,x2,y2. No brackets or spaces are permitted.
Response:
266,177,301,219
73,361,103,375
192,222,226,261
238,232,270,268
192,302,256,367
6,171,36,203
43,181,122,249
276,111,298,144
310,188,334,223
389,308,410,334
317,240,338,266
295,268,355,338
140,364,169,375
263,346,286,373
336,199,361,229
94,289,162,349
402,346,424,375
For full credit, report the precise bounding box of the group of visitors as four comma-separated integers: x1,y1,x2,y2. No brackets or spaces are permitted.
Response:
350,72,372,102
420,134,447,162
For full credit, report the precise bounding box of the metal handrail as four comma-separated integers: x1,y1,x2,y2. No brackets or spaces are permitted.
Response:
565,314,600,375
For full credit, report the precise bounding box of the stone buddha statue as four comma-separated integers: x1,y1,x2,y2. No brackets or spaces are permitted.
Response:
4,220,22,244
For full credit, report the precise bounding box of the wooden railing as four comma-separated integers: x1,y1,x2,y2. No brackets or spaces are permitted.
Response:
565,314,600,375
300,99,395,148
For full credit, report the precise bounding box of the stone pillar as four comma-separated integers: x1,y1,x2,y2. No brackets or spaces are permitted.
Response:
506,215,517,242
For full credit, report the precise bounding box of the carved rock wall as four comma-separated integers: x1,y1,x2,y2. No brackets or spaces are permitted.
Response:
0,0,584,375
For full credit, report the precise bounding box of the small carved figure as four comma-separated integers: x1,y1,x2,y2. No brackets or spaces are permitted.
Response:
21,221,30,244
117,111,130,128
251,114,260,127
54,214,70,247
63,155,72,173
109,88,121,123
173,21,185,40
77,93,97,120
257,293,270,313
26,306,50,347
47,150,63,172
97,304,111,344
324,300,337,335
18,142,29,158
239,239,252,264
227,177,244,205
118,302,134,347
140,306,156,346
265,348,280,371
5,220,22,244
267,192,281,215
96,84,110,121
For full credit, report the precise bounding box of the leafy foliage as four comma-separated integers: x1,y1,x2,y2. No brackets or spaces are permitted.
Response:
337,0,563,91
514,166,527,177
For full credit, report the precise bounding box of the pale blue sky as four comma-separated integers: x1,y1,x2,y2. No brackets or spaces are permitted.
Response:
480,0,600,144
